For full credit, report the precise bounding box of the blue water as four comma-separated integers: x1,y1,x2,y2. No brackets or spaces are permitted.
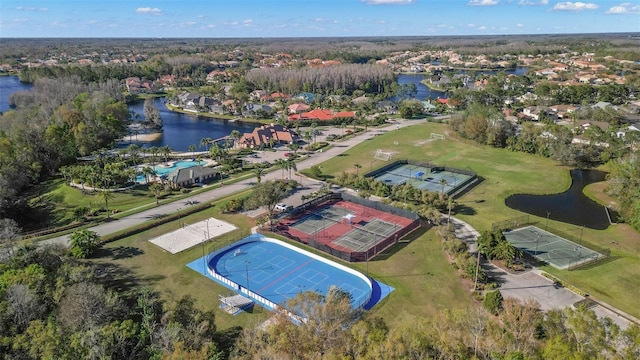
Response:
126,98,257,151
136,160,204,182
0,76,32,113
207,238,372,309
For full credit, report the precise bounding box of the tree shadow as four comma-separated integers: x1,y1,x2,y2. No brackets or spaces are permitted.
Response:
455,204,477,216
95,245,145,260
89,262,165,304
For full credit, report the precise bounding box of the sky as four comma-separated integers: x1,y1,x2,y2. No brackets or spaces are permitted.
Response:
0,0,638,38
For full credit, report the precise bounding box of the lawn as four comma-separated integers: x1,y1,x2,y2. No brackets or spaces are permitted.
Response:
308,121,640,319
91,193,274,330
91,189,471,331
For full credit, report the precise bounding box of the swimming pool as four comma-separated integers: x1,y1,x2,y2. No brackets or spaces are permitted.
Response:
136,160,205,182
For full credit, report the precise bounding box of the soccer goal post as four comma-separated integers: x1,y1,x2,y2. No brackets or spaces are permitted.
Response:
374,149,392,162
430,133,445,140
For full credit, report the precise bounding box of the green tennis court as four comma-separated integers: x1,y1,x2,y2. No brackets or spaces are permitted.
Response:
504,225,605,270
333,219,400,252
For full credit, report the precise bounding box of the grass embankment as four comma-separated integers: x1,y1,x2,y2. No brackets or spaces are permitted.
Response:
310,121,640,319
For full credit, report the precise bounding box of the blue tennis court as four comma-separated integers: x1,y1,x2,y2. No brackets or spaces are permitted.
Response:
372,163,472,194
187,234,382,310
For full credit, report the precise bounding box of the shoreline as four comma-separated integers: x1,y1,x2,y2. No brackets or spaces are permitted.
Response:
120,132,163,142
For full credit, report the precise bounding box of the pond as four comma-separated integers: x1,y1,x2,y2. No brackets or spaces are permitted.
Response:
505,169,615,230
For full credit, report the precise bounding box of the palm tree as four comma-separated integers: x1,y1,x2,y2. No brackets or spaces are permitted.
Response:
440,178,448,194
160,145,172,165
149,183,163,205
148,146,159,166
127,144,141,166
209,143,225,164
99,190,115,219
340,122,347,136
142,166,156,184
303,130,312,145
188,144,196,154
289,143,300,154
492,239,522,267
200,137,213,151
230,130,242,149
276,159,287,179
254,166,265,183
354,163,362,177
287,159,297,179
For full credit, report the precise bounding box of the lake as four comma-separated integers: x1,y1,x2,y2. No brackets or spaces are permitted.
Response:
126,98,258,151
505,169,615,230
0,75,33,113
0,76,257,151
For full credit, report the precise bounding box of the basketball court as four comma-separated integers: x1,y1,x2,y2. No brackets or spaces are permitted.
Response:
504,225,605,270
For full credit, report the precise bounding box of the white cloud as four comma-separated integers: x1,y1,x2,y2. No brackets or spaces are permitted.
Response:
518,0,548,5
478,25,487,30
468,0,499,6
243,19,253,26
135,7,162,14
185,21,197,26
606,3,640,14
517,23,524,27
468,23,477,27
361,0,415,4
552,2,598,11
15,6,48,12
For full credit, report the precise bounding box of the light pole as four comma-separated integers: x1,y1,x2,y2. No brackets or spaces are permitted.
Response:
545,211,551,231
370,159,376,172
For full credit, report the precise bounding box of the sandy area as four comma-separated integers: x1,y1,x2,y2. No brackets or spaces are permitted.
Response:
149,217,237,254
121,132,163,142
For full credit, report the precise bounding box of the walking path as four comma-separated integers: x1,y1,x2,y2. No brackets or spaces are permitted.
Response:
446,216,636,329
44,119,425,246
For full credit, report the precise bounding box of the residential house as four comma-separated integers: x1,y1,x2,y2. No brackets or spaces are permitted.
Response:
549,104,578,119
125,77,156,94
292,92,316,103
287,109,356,121
522,106,556,122
375,100,397,113
238,124,300,149
167,166,218,188
288,103,310,114
244,103,273,117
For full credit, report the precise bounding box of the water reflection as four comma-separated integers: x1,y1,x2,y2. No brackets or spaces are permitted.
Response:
505,169,613,230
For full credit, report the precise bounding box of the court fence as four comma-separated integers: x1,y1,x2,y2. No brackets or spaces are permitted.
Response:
280,191,421,262
493,217,611,270
364,159,478,197
491,215,533,232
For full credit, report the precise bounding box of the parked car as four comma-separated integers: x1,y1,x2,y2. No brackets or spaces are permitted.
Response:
275,203,290,212
284,152,292,157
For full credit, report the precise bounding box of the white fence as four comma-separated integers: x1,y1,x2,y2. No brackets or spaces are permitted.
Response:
204,233,373,313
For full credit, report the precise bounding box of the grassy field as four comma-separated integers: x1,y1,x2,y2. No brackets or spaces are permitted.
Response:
310,121,640,319
90,192,471,330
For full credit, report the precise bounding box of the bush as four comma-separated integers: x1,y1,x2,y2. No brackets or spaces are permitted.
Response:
483,290,504,315
69,229,101,259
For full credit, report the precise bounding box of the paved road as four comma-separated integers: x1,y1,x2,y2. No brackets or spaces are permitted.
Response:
44,119,425,246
